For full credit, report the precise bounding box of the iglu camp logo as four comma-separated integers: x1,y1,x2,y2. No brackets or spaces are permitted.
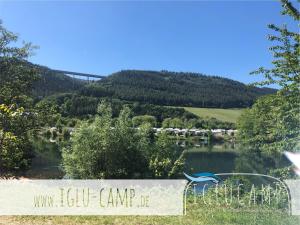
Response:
183,171,300,215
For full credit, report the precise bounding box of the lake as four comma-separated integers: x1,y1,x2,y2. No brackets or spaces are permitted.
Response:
26,137,290,179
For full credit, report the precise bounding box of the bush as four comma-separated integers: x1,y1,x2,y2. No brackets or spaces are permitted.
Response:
0,105,35,172
132,115,157,127
0,130,33,171
62,101,184,179
62,102,148,178
67,119,77,127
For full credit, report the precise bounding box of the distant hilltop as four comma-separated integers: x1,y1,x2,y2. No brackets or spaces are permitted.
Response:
32,65,276,108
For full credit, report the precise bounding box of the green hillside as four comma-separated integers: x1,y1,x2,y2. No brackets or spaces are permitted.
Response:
32,66,85,97
14,62,277,109
183,107,244,123
93,70,276,108
20,63,276,109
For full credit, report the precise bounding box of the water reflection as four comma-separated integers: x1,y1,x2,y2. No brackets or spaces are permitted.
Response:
183,140,290,176
27,136,64,178
28,136,291,179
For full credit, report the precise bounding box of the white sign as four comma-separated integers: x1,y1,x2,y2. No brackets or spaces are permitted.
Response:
285,179,300,215
0,180,187,215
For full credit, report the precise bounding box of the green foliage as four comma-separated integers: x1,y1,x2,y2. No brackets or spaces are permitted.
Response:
32,67,84,97
62,101,184,178
170,118,184,128
251,1,299,93
149,132,184,178
34,100,60,127
38,94,197,123
62,127,70,139
66,118,77,127
131,103,197,124
32,66,275,109
162,118,172,128
45,129,51,138
238,0,300,154
269,166,296,180
62,101,147,178
0,21,39,172
162,117,184,128
79,82,112,97
82,70,275,108
238,94,300,153
0,105,34,170
0,22,38,106
132,115,157,127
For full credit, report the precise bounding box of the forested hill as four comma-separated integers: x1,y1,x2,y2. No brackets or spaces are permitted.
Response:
87,70,276,108
0,58,86,98
31,67,276,108
32,66,85,97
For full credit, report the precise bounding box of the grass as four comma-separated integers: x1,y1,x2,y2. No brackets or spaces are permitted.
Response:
1,205,299,225
183,107,244,123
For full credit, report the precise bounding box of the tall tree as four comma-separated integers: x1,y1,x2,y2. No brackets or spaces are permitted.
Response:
251,0,299,94
238,0,300,154
0,21,39,172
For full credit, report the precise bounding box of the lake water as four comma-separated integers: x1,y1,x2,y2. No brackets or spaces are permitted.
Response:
184,144,290,175
27,137,64,178
27,137,290,179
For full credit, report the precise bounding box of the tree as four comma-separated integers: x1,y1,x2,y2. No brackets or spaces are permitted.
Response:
251,0,299,94
162,118,172,128
62,101,185,179
62,101,148,178
0,105,34,170
162,117,184,128
132,115,157,127
0,21,38,105
149,132,184,178
0,21,39,172
238,0,300,154
89,69,274,108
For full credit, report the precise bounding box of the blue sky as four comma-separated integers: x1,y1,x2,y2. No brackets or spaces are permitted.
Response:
0,0,298,85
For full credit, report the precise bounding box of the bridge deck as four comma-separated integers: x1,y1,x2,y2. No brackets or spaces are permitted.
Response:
52,69,106,79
